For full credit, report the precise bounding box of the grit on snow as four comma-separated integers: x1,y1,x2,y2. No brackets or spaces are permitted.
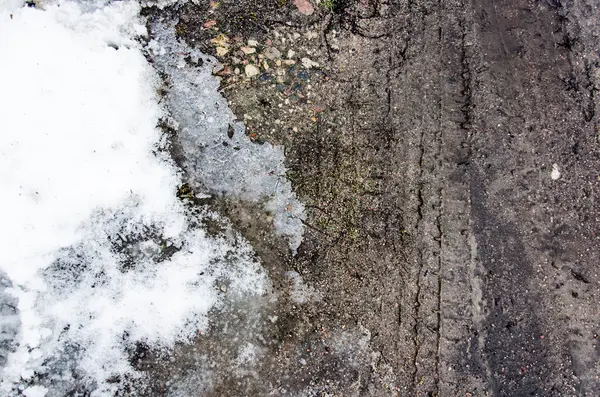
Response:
0,0,304,395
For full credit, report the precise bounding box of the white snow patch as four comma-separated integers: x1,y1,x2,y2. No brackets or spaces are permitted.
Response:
0,0,24,12
146,21,306,253
0,1,267,395
22,385,48,397
140,0,179,9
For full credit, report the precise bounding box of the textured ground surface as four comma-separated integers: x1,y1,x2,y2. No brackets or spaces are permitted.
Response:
142,0,600,395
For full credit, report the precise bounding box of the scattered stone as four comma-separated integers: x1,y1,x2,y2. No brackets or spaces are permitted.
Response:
284,59,296,65
275,60,282,67
305,31,318,40
297,70,309,80
211,34,230,48
247,39,259,47
216,46,228,56
203,19,217,28
287,49,296,58
241,46,256,54
551,164,561,180
301,57,319,68
245,64,260,78
264,47,282,60
312,104,325,113
263,60,270,71
293,0,314,15
234,67,240,75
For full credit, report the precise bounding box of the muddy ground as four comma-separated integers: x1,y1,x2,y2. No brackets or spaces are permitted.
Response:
141,0,600,396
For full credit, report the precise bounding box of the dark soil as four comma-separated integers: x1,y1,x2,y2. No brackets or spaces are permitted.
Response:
142,0,600,395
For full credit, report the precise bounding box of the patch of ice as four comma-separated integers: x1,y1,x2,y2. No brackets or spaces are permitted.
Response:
146,20,306,253
0,1,267,395
285,271,321,304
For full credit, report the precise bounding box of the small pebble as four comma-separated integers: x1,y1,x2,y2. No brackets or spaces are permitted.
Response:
306,31,318,40
264,47,282,60
293,0,314,15
301,57,319,68
245,64,260,77
551,164,561,180
203,20,217,28
240,46,256,54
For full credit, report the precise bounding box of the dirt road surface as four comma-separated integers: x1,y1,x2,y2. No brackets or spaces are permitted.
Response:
141,0,600,395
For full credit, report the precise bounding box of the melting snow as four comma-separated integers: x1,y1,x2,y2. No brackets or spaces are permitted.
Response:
0,0,280,395
146,20,306,253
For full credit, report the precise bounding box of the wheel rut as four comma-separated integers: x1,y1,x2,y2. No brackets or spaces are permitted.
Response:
140,0,600,394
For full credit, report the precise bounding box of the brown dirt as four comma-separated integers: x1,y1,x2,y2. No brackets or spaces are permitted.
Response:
140,0,600,396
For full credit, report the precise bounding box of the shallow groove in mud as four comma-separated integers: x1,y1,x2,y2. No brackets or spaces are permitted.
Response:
136,0,600,395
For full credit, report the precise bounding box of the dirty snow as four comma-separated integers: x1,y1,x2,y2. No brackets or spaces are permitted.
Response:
0,1,269,395
285,271,321,304
147,20,306,253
